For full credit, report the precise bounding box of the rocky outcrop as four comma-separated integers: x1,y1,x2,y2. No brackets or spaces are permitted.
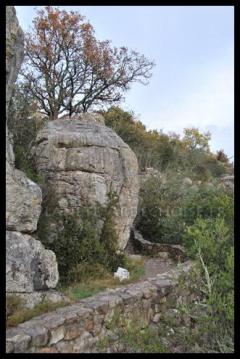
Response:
6,6,59,306
34,114,139,249
6,6,24,112
6,6,42,233
6,231,58,293
6,166,42,233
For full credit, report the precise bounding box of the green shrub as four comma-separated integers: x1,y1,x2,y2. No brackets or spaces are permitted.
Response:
181,184,234,230
136,173,233,246
6,295,23,318
6,299,67,328
97,310,167,353
38,192,125,285
102,106,230,177
182,217,234,351
135,173,187,244
8,84,46,185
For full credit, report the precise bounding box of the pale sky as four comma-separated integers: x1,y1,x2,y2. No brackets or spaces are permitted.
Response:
15,6,234,159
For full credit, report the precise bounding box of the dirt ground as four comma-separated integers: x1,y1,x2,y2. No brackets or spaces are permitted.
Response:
140,257,175,280
128,255,176,282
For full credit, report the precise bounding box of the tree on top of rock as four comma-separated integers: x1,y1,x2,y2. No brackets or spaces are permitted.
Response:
20,6,155,120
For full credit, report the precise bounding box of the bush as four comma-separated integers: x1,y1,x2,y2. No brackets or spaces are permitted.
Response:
102,106,230,178
202,155,228,178
136,173,233,245
38,192,125,285
6,295,23,319
181,183,234,230
135,173,185,244
182,217,234,351
8,84,46,184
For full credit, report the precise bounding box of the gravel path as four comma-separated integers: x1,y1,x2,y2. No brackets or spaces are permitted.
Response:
128,255,176,282
139,257,175,281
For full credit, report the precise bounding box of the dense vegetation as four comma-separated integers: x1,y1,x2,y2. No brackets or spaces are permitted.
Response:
136,174,233,245
101,106,233,177
8,85,46,184
38,191,126,286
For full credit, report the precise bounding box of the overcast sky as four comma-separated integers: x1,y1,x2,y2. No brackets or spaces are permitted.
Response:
15,5,234,159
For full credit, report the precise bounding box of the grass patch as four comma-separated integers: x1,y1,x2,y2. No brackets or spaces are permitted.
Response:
60,256,146,301
97,315,167,353
6,295,67,328
119,325,168,353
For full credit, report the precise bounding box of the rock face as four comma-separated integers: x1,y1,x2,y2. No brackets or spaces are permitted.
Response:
6,6,42,233
34,114,139,249
6,165,42,233
6,6,24,112
6,6,59,306
6,231,59,293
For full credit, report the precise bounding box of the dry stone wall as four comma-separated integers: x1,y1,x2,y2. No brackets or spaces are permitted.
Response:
6,261,195,353
132,229,187,261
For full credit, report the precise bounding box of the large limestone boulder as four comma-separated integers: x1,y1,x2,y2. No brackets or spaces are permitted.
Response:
34,114,139,249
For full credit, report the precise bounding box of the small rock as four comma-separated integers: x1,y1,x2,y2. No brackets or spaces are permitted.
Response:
182,177,193,186
167,328,175,336
157,252,169,260
159,296,167,304
152,313,161,323
114,267,129,282
8,334,31,353
49,325,65,345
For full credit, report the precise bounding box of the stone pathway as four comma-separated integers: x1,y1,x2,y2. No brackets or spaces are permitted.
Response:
140,257,175,281
128,255,176,282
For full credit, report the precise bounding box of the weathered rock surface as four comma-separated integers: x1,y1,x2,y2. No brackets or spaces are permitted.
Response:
6,167,42,233
6,6,60,305
34,114,139,249
6,6,24,112
6,231,59,293
11,290,70,310
6,6,42,234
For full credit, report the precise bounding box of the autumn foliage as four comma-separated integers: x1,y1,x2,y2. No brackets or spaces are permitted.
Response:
20,6,154,120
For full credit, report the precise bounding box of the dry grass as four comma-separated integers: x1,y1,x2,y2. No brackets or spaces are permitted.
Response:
60,256,146,300
6,295,67,328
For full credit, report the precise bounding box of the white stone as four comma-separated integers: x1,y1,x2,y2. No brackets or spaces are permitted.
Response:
114,267,129,281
